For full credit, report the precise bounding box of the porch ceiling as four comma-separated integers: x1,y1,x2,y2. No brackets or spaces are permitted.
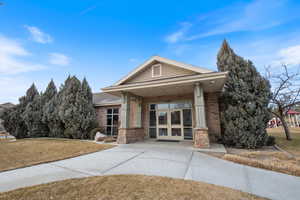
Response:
102,72,228,97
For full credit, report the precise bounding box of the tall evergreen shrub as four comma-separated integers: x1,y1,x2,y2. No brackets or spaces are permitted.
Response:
217,40,272,148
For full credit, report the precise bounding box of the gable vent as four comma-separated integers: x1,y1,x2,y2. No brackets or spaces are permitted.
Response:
152,64,162,77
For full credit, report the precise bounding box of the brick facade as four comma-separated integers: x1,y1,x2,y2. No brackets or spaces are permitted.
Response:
94,92,221,147
117,128,144,144
194,128,210,148
95,105,121,131
204,92,221,142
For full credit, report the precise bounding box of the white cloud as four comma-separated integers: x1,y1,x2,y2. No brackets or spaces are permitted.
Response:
165,22,192,44
165,0,299,43
274,45,300,66
129,58,138,63
49,53,70,66
24,25,53,44
0,35,45,75
80,5,98,15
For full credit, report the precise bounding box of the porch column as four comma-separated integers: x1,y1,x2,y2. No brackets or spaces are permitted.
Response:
193,82,209,148
120,92,130,128
194,82,207,128
135,96,142,128
117,92,144,144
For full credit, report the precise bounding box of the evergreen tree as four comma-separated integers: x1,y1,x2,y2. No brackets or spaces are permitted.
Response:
23,84,48,137
43,80,64,137
24,83,39,103
58,76,97,139
81,78,93,102
1,106,19,136
3,76,97,140
217,40,272,148
3,84,39,138
13,96,29,138
58,76,83,138
41,79,57,105
78,78,97,139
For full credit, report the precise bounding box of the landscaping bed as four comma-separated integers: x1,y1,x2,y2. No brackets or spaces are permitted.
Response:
205,128,300,176
0,175,267,200
0,138,114,172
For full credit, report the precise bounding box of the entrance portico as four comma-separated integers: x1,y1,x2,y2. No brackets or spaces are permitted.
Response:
102,56,227,148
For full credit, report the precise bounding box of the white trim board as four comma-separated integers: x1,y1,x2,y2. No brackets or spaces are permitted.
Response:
113,56,214,86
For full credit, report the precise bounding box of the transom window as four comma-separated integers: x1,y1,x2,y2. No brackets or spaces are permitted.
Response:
106,108,119,136
152,64,162,77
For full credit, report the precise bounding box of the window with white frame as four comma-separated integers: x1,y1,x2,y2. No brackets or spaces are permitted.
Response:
106,108,119,136
152,64,162,77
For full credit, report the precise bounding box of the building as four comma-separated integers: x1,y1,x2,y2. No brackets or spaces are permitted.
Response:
94,56,228,148
287,110,300,127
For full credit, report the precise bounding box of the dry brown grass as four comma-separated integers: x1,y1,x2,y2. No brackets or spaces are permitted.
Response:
223,152,300,176
0,138,114,172
267,127,300,157
0,175,267,200
216,128,300,176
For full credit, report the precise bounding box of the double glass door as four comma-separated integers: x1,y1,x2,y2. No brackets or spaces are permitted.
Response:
157,109,183,140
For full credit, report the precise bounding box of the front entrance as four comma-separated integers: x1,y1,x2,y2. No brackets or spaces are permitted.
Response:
149,102,193,141
157,109,184,140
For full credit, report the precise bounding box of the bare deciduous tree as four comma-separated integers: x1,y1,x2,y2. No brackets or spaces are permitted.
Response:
266,65,300,140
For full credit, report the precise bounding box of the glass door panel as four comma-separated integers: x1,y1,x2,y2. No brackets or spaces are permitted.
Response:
157,111,169,140
169,110,183,140
171,128,182,136
171,110,181,125
155,106,190,141
159,128,168,136
183,109,192,126
183,109,193,140
158,111,168,125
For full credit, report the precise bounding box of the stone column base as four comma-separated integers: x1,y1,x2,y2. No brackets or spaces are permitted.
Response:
117,128,144,144
194,128,210,148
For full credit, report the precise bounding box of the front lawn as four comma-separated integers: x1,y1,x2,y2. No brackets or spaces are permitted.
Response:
0,175,266,200
0,138,114,172
267,127,300,156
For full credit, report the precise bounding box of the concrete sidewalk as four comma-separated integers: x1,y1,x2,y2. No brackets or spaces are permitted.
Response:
0,142,300,200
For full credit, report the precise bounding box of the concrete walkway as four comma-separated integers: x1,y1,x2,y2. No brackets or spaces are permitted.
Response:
1,141,300,200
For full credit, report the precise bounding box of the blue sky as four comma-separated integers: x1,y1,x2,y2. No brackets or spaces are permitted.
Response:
1,0,300,103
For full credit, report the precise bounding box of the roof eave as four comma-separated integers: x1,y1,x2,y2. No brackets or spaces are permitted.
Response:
102,71,228,93
113,56,215,86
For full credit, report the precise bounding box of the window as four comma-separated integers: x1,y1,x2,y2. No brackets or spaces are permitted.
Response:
149,104,157,138
152,64,162,77
183,109,193,140
106,108,119,136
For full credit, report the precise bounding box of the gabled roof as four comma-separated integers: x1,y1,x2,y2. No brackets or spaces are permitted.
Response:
113,56,214,86
93,92,121,106
0,103,14,109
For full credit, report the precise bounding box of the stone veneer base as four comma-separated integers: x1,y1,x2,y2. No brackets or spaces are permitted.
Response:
194,128,210,148
117,128,144,144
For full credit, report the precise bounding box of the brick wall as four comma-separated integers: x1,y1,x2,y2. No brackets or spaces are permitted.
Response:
117,128,144,144
94,92,221,143
204,92,221,141
94,105,121,129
